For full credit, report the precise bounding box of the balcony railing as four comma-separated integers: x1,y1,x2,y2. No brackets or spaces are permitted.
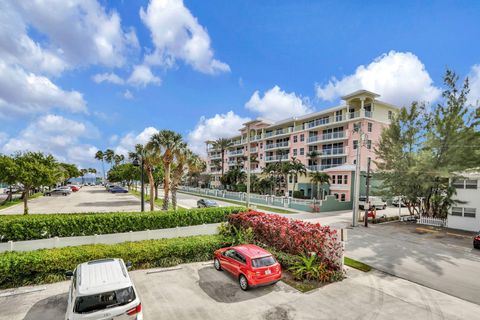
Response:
319,147,347,156
365,111,373,118
209,154,222,160
307,118,330,129
265,154,289,162
349,111,360,119
307,163,343,171
250,147,258,153
265,127,292,138
228,150,244,156
307,131,346,144
265,141,289,150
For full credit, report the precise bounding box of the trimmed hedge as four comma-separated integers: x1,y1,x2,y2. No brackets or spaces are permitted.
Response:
0,207,245,242
0,234,228,289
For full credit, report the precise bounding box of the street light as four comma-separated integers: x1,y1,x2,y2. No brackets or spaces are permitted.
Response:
132,158,145,212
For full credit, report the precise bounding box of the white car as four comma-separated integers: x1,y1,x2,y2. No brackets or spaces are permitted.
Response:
359,196,387,210
65,258,143,320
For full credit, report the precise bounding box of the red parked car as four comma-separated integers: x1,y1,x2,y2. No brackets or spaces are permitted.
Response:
213,244,282,291
69,185,80,192
474,233,480,249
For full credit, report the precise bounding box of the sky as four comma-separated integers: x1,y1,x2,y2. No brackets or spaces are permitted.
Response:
0,0,479,171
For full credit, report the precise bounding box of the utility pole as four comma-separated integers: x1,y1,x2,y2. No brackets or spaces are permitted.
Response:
364,157,371,227
352,126,364,227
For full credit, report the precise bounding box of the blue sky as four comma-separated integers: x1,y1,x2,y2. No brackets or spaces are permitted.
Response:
0,0,479,169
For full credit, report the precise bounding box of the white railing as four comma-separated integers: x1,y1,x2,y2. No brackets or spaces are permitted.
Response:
250,147,258,153
307,135,320,143
266,141,289,150
417,216,447,227
228,150,244,156
319,147,347,156
265,128,292,138
323,131,346,140
349,111,360,119
210,154,222,160
307,164,341,171
0,224,220,253
265,155,289,162
365,111,373,118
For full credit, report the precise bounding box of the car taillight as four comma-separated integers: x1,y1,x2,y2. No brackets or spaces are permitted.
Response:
126,303,142,315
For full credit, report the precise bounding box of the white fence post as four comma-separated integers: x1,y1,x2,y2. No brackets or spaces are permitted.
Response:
8,240,13,252
54,236,59,248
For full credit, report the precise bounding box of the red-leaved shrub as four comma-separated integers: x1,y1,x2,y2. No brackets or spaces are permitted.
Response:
228,211,343,269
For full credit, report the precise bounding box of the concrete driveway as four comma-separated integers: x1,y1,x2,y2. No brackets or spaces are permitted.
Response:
0,186,143,214
1,262,479,320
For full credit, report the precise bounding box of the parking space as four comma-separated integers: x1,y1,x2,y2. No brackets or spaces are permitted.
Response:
1,261,480,320
0,186,142,214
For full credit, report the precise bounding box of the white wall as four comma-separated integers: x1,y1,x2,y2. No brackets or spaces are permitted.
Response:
448,180,480,232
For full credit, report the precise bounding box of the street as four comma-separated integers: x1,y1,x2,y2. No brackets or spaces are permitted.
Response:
1,262,479,320
0,186,142,214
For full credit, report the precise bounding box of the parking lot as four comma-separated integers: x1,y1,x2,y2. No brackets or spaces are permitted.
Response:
1,261,479,320
0,186,142,214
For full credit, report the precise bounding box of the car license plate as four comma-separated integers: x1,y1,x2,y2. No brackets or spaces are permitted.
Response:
265,269,271,275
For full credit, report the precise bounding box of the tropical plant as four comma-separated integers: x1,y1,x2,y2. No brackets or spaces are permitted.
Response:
289,254,321,281
104,149,115,168
309,172,330,199
94,150,105,180
0,155,18,203
288,157,307,194
131,143,159,211
148,130,184,210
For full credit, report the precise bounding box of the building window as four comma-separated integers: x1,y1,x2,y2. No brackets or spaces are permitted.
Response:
337,175,343,184
289,175,293,183
388,110,393,120
300,148,304,155
451,207,463,216
465,179,478,189
452,179,465,188
368,122,373,132
353,123,360,132
464,208,476,218
353,160,356,165
344,175,348,184
353,140,358,149
331,175,336,184
260,142,263,148
340,194,346,202
293,135,298,143
260,154,263,159
293,149,298,156
300,134,305,142
367,140,372,149
334,193,339,199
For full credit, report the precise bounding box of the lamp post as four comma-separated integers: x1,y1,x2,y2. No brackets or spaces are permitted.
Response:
132,158,145,212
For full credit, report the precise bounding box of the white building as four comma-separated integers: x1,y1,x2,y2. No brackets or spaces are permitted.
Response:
448,173,480,232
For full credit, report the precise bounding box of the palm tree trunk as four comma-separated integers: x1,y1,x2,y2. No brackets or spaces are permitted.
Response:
171,186,177,210
154,183,158,200
163,163,171,210
147,169,155,211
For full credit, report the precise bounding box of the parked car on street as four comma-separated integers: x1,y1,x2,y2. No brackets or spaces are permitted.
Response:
474,233,480,249
197,199,218,208
106,184,116,191
359,196,387,210
44,188,71,196
65,258,142,320
392,197,407,207
110,186,128,193
4,186,23,194
213,244,282,291
69,185,80,192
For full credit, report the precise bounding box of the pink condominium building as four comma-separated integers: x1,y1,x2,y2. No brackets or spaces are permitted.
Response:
205,90,399,202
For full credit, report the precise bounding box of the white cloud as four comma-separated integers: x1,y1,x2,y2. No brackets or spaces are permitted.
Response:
140,0,230,74
123,90,134,100
0,62,86,116
92,72,125,85
1,115,99,166
315,51,441,107
245,85,313,122
114,127,159,156
0,132,8,145
187,111,250,156
127,65,161,87
13,0,138,70
467,64,480,108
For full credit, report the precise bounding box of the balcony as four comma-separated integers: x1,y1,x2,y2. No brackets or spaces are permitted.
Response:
265,154,289,162
232,139,245,146
307,163,343,171
228,150,244,156
250,147,258,153
365,111,373,118
265,127,292,138
307,118,330,129
250,134,263,141
209,154,222,160
265,141,289,150
349,111,360,119
318,147,348,157
307,131,347,144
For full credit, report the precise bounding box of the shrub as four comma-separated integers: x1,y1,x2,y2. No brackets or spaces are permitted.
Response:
0,207,245,242
371,215,399,224
293,190,308,199
0,234,228,289
228,211,343,269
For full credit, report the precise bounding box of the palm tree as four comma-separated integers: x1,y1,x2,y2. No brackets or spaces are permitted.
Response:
131,143,159,211
310,172,330,199
113,154,124,166
289,157,307,195
307,150,320,170
211,138,233,180
148,130,184,210
94,150,105,181
80,168,88,184
170,143,188,210
104,149,115,168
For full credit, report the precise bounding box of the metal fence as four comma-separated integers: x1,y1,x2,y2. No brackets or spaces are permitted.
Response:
0,223,220,253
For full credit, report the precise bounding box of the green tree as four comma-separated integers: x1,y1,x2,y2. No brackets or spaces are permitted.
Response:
107,163,139,189
94,150,106,181
11,152,61,214
104,149,115,169
0,155,18,203
309,172,330,199
148,130,184,210
288,157,307,194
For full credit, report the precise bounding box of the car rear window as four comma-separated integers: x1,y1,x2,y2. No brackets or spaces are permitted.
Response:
251,256,276,268
74,286,136,314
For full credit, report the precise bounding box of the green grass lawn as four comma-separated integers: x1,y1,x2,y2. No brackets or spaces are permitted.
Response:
344,257,372,272
130,189,171,209
0,192,43,210
178,191,296,214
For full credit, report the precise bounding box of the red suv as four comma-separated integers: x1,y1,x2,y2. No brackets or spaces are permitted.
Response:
213,244,282,291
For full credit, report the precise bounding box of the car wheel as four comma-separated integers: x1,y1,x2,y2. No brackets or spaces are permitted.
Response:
239,274,249,291
63,193,67,196
214,258,222,271
383,205,387,210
